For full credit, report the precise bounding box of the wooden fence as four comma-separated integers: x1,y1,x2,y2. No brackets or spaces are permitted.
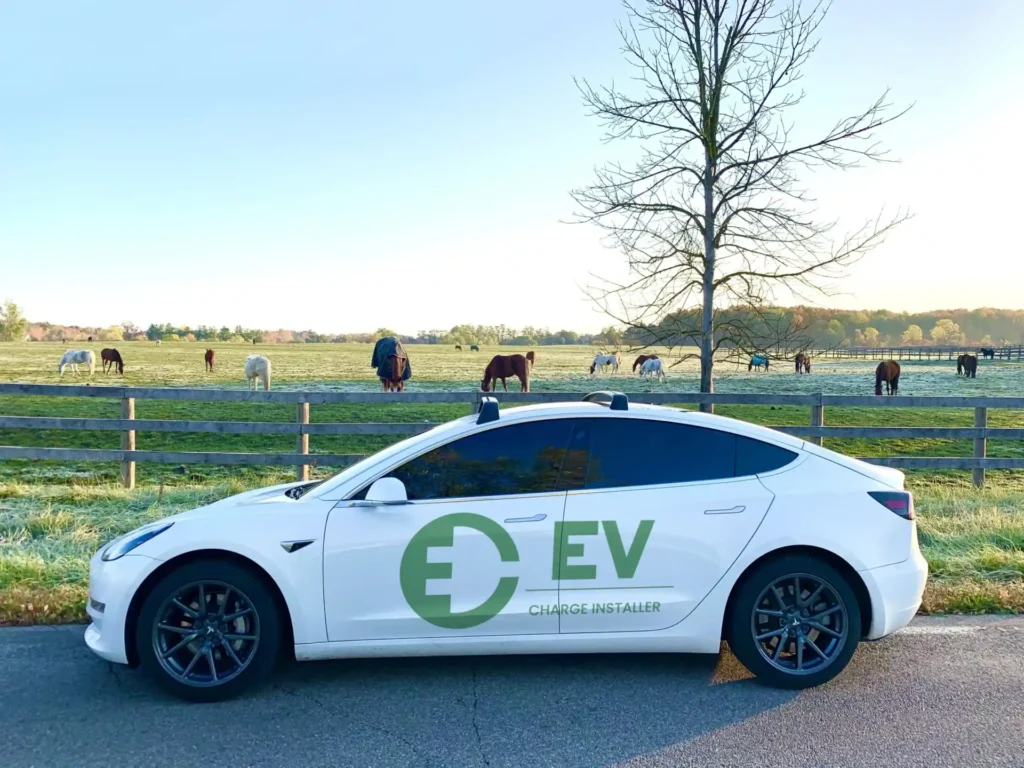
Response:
816,344,1024,361
2,384,1024,489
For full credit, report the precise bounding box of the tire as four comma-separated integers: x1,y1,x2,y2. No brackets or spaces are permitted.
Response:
727,554,861,689
136,559,281,702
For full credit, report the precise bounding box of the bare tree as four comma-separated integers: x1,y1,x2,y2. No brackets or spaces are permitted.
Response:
573,0,909,407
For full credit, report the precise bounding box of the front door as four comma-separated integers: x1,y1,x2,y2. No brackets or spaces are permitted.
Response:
323,418,578,642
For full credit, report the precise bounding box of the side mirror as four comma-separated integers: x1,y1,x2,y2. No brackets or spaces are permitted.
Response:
359,477,409,506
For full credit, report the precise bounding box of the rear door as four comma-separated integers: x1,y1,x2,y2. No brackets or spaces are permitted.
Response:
556,417,778,634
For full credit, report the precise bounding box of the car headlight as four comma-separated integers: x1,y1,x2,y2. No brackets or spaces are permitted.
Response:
101,522,174,561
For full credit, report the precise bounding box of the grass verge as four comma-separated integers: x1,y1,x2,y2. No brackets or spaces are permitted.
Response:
2,475,1023,625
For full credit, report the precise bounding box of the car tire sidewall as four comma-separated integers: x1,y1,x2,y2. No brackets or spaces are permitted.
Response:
728,555,862,690
136,559,281,702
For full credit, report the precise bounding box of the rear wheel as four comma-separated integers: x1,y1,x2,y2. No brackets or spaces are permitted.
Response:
728,555,861,689
136,559,281,701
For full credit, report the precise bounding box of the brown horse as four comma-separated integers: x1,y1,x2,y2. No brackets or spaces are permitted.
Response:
455,344,462,351
481,354,530,392
205,349,215,372
632,354,659,373
875,360,900,396
381,356,407,392
957,354,977,378
100,348,124,374
795,353,811,374
526,350,536,368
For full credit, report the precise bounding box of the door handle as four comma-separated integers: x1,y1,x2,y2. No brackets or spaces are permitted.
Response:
704,505,746,515
504,513,547,523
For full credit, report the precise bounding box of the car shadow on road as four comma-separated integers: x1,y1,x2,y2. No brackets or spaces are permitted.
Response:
259,646,800,767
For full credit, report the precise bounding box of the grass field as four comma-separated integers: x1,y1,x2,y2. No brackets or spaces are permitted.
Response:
1,341,1023,623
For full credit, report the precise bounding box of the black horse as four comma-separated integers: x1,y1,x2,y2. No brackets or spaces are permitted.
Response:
980,347,995,359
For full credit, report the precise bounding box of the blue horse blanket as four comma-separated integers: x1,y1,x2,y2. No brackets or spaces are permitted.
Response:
371,337,412,381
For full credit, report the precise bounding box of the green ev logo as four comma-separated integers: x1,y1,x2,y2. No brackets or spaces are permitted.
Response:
400,513,520,629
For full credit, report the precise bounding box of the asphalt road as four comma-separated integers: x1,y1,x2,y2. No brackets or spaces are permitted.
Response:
2,616,1023,768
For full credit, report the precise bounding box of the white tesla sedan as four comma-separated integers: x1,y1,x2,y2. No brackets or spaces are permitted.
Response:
86,392,927,701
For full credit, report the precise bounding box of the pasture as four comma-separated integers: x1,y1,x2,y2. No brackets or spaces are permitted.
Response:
1,341,1023,623
4,341,1023,395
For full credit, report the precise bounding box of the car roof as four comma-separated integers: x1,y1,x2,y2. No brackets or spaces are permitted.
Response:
490,401,805,450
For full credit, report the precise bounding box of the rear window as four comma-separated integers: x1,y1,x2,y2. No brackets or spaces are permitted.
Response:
735,435,798,476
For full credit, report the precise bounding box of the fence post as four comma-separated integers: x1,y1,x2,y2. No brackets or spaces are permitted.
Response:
810,394,824,447
296,401,310,482
120,397,135,489
973,407,987,489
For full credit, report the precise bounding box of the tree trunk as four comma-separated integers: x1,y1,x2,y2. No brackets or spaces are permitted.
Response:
699,153,716,413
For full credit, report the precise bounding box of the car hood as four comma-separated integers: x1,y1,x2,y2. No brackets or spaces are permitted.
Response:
801,443,905,489
168,480,313,522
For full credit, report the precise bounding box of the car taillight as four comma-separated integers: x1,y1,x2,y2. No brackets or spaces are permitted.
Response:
868,491,915,520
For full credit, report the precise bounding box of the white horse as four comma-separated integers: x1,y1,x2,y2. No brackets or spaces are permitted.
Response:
639,357,666,381
58,350,95,377
245,355,272,391
590,352,620,375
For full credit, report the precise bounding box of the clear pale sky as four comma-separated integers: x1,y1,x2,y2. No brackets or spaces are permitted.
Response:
1,1,1021,334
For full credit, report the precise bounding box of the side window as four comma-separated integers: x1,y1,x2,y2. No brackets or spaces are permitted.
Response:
385,419,575,500
585,418,735,489
556,420,590,491
735,435,797,476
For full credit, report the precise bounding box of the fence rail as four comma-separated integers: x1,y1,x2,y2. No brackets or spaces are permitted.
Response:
2,384,1023,488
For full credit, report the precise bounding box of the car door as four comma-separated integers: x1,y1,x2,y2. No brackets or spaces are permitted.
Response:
322,418,576,642
556,417,778,634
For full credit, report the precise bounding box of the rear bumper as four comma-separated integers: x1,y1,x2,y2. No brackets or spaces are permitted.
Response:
860,544,929,640
85,552,161,665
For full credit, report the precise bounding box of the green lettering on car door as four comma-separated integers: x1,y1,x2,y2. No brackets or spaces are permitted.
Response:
553,520,599,580
602,520,655,579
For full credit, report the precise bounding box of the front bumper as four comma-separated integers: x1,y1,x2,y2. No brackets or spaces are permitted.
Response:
84,552,162,665
860,539,929,640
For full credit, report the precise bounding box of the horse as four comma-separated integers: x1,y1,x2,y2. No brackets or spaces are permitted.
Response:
87,336,93,342
639,357,666,381
58,350,95,377
245,355,272,391
875,360,900,396
590,352,620,375
455,344,462,351
205,349,215,372
980,347,995,359
100,348,124,374
526,350,536,369
470,344,480,352
155,339,162,346
632,354,659,373
795,353,811,374
749,354,769,372
481,354,530,392
958,354,977,378
372,337,412,392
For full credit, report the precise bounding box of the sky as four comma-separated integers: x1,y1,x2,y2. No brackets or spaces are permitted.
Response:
1,0,1022,334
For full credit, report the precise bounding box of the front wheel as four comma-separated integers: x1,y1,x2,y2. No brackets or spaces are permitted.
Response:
136,559,281,701
727,555,861,689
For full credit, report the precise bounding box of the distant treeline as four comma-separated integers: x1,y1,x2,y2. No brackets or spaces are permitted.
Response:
18,308,1024,347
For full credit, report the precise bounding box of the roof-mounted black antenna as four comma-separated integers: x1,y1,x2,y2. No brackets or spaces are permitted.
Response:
477,396,500,424
582,391,628,411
